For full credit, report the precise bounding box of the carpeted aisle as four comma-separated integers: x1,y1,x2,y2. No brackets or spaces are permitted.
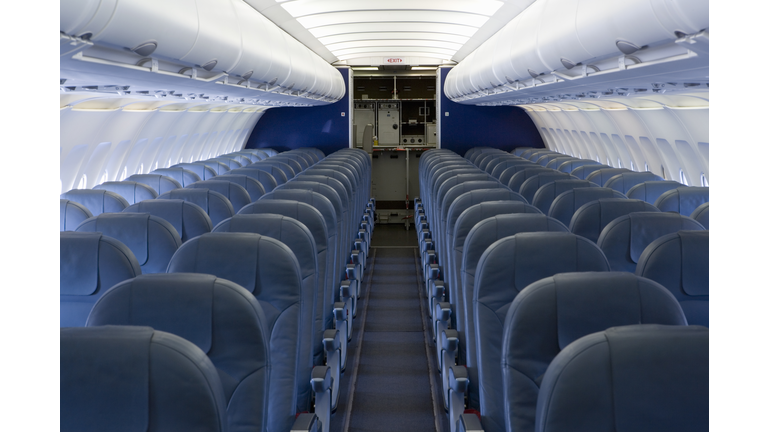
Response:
331,224,444,432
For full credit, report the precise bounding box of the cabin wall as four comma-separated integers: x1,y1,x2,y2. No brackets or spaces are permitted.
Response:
59,106,262,193
523,100,709,186
438,68,545,156
244,68,352,156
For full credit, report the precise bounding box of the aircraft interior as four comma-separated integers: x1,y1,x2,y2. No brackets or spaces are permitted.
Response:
6,0,749,430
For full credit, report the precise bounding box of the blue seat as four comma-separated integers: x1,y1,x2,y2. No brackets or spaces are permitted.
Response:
75,213,181,274
518,172,577,203
126,174,182,195
251,160,295,180
224,153,253,167
548,187,627,227
60,189,129,216
625,180,684,204
443,217,569,414
209,156,243,170
535,153,566,167
86,274,271,432
123,199,212,242
61,326,228,432
570,164,611,180
231,151,262,164
557,159,602,174
173,162,218,180
93,181,158,204
477,150,508,171
208,174,266,201
531,179,599,215
535,325,708,432
654,186,709,216
213,214,343,410
585,168,632,186
597,212,705,273
198,159,232,175
151,167,202,187
499,165,547,189
544,156,578,169
508,167,558,192
499,273,687,432
484,155,522,175
60,232,141,327
512,147,534,156
60,199,92,231
157,189,235,227
637,230,709,327
490,159,537,179
570,198,660,243
270,155,304,174
690,202,709,229
463,232,610,432
229,167,280,191
185,180,251,214
603,171,664,194
166,232,318,430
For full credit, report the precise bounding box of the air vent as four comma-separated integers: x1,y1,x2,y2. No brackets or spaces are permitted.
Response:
60,79,67,85
674,31,687,38
560,58,578,70
131,42,157,57
201,60,217,71
616,39,641,55
242,71,253,81
79,32,92,40
528,69,541,79
268,78,278,86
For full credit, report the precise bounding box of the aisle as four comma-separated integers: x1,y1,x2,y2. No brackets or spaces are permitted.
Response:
330,225,445,432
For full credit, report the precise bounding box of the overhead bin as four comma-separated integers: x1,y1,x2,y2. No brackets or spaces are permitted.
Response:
446,0,708,102
60,0,346,103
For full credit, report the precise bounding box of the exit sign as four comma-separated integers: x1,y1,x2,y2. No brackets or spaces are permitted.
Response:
386,58,404,64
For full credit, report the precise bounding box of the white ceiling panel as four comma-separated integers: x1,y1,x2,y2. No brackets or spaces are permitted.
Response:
245,0,537,65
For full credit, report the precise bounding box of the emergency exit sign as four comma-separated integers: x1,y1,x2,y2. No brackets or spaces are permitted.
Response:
386,58,404,64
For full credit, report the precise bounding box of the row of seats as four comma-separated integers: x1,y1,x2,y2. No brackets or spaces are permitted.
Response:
61,147,376,432
415,147,708,432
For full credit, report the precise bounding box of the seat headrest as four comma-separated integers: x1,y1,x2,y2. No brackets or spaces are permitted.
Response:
127,174,181,195
160,189,209,211
89,274,218,352
91,213,151,264
680,231,709,296
628,213,702,263
127,200,185,238
61,326,153,432
570,198,660,241
61,199,93,231
237,200,328,251
604,172,664,193
260,190,337,236
626,181,684,204
60,189,129,216
537,325,708,432
655,187,709,216
60,232,102,295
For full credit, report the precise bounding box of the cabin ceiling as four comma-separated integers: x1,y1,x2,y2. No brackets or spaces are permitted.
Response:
245,0,536,65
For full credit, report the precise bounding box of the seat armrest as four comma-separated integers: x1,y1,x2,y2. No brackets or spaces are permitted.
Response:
291,413,319,432
458,413,484,432
310,366,333,432
448,365,470,432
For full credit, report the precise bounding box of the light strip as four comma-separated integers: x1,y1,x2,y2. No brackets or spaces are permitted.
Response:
331,46,457,56
297,11,490,29
336,52,455,61
318,32,470,46
326,40,463,51
281,0,504,17
308,22,480,38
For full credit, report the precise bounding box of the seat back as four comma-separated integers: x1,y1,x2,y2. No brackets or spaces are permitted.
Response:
439,180,506,259
210,157,243,170
238,200,334,331
60,232,142,327
93,181,158,204
548,187,627,227
570,164,610,180
490,159,537,179
501,273,687,432
208,174,266,201
690,202,709,229
75,213,181,274
531,179,598,215
213,214,324,365
166,232,307,429
518,172,576,203
60,189,129,216
123,199,212,242
625,180,684,204
654,187,709,216
636,230,709,326
461,220,572,410
186,180,251,214
604,171,664,194
198,160,231,175
151,167,202,187
87,274,271,432
61,326,228,432
585,168,632,186
127,174,182,195
570,198,660,243
535,325,708,432
473,232,610,430
157,189,235,227
61,199,92,231
173,163,218,180
252,160,295,180
557,159,601,174
230,167,280,191
485,155,522,175
597,212,705,273
544,156,578,169
508,167,556,192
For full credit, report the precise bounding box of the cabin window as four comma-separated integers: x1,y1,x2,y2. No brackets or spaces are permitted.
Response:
77,175,87,189
100,171,109,184
617,158,622,168
630,161,635,171
120,167,127,181
139,163,144,174
596,155,600,163
661,165,666,179
645,162,649,172
701,173,709,186
680,169,688,185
